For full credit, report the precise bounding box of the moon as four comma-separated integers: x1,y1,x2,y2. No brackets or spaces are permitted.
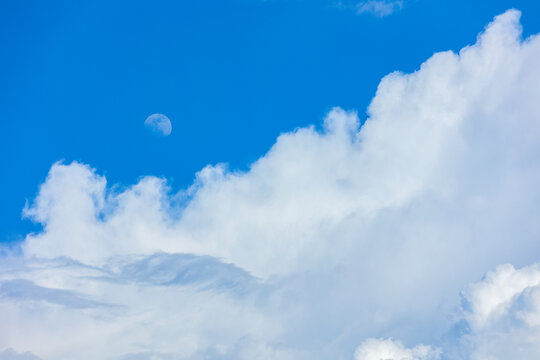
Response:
145,113,172,136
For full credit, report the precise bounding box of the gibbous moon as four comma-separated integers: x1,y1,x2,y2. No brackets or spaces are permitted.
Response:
145,113,172,136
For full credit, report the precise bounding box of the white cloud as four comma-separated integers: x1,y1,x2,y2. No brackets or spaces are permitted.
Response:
356,0,403,17
462,263,540,330
365,261,540,360
354,338,440,360
2,8,540,360
458,263,540,359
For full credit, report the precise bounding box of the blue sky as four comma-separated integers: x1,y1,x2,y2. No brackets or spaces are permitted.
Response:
2,0,540,242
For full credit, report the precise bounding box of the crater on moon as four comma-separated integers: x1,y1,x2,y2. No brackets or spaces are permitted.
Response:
145,113,172,136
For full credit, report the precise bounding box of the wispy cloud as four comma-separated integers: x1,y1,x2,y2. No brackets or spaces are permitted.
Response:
356,0,403,17
0,279,112,309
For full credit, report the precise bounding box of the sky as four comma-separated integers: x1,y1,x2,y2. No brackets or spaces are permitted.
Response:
2,0,540,242
2,1,540,359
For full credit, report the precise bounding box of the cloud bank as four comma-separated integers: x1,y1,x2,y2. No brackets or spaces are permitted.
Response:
2,9,540,360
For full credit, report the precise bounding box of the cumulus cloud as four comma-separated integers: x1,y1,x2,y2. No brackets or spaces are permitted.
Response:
356,0,403,17
2,8,540,360
353,261,540,360
458,263,540,359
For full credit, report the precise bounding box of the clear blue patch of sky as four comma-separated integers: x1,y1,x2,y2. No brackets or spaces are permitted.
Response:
1,0,540,242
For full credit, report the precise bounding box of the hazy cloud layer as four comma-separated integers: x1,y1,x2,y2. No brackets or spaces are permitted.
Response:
0,349,42,360
2,9,540,360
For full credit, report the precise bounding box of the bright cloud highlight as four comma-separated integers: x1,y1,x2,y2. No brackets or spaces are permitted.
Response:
354,338,440,360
